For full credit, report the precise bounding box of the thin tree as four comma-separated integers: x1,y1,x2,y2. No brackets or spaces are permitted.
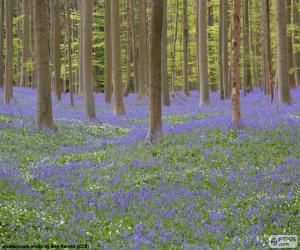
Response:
218,0,224,99
243,0,251,95
182,0,189,96
33,0,55,130
294,0,300,86
275,0,292,104
262,0,274,101
146,0,163,144
0,0,3,88
286,0,295,88
82,0,96,119
104,0,112,103
21,0,30,87
198,0,210,106
4,0,13,104
222,0,230,99
231,0,242,127
111,0,125,115
161,0,170,106
171,0,179,94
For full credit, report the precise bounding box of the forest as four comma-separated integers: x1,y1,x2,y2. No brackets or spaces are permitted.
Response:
0,0,299,249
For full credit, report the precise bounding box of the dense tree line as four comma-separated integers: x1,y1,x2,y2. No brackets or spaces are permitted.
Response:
0,0,299,142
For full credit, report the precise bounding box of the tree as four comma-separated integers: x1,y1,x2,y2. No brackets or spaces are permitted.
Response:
161,0,170,106
138,0,147,99
294,0,300,86
286,0,295,88
182,0,189,96
275,0,292,104
82,0,96,119
4,0,13,104
146,0,163,144
21,0,30,87
198,0,210,106
222,0,230,99
0,0,3,88
231,0,242,127
218,0,224,99
33,0,55,130
104,0,112,103
262,0,274,101
111,0,125,115
52,0,62,101
243,0,251,95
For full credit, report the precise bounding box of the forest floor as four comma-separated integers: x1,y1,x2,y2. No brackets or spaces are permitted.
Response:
0,87,299,249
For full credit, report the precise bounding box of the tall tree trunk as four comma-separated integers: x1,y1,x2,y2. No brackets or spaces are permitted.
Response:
4,0,13,104
21,0,30,87
82,0,96,118
78,0,83,96
65,0,74,106
30,0,36,88
0,0,3,88
104,0,112,103
161,0,170,106
146,0,163,144
198,0,210,106
53,0,61,100
16,1,21,87
123,0,133,96
218,0,224,99
171,0,179,94
294,0,300,86
243,0,251,95
111,0,125,115
231,0,242,127
138,0,147,99
262,0,274,102
131,0,138,94
222,0,230,99
276,0,292,104
33,0,55,130
182,0,189,96
286,0,295,88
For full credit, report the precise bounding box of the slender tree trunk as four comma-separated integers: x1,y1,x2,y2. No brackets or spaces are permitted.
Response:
218,0,224,99
0,0,3,88
182,0,189,96
30,0,36,88
146,0,163,144
231,0,242,127
53,0,61,100
276,0,292,104
171,0,179,94
286,0,295,88
161,0,170,106
138,0,147,99
82,0,96,119
4,0,13,104
262,0,274,102
131,0,138,93
198,0,210,106
78,0,84,96
222,0,230,99
33,0,55,130
111,0,125,115
294,0,300,86
21,0,30,87
65,0,74,106
16,1,20,87
104,0,112,103
243,0,251,95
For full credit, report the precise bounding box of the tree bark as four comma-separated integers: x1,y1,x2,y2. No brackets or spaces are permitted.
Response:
111,0,125,115
171,0,179,94
243,0,251,95
222,0,230,99
161,0,170,106
262,0,274,102
231,0,242,127
146,0,163,144
0,0,3,88
82,0,96,119
78,0,84,96
182,0,189,96
198,0,210,106
104,0,112,103
4,0,13,104
21,0,30,87
33,0,55,130
294,0,300,86
275,0,292,104
218,0,224,99
138,0,147,99
286,0,295,88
